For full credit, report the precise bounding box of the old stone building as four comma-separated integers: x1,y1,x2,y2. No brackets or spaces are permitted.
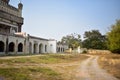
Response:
57,42,68,53
0,0,68,54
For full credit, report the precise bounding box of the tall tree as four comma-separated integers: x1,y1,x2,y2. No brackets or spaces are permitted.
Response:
107,20,120,53
60,33,81,49
82,30,107,49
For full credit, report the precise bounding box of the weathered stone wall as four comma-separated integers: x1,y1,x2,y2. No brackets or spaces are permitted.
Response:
48,40,57,53
0,0,21,17
0,1,61,54
57,43,68,53
0,0,24,34
0,34,25,54
88,49,111,54
0,34,58,54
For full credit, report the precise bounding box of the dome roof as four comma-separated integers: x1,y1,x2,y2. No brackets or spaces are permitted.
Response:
18,2,23,10
18,3,23,6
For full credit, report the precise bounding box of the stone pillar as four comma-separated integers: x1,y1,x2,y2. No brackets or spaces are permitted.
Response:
18,24,22,32
5,37,8,54
15,39,18,54
24,39,26,54
26,37,30,54
36,44,39,54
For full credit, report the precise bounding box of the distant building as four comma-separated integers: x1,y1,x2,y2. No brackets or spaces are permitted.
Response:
0,0,67,54
57,42,68,53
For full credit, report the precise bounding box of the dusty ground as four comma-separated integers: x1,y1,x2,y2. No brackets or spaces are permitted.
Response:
98,54,120,79
47,55,119,80
0,54,119,80
74,55,119,80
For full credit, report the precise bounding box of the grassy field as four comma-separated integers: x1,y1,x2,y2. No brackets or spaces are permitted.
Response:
98,53,120,79
0,54,89,80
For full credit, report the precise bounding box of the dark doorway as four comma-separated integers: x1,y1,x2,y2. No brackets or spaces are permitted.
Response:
33,43,37,53
45,45,47,52
18,43,23,52
0,41,4,52
29,42,32,53
39,44,43,53
9,42,15,52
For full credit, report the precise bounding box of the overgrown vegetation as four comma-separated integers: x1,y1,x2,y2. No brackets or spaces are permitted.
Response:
82,50,88,54
0,54,89,80
107,20,120,53
98,54,120,79
0,54,88,64
82,30,107,50
0,68,31,80
0,67,62,80
59,33,81,49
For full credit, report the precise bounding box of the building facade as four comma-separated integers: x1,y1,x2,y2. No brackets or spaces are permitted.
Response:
0,0,62,54
57,42,68,53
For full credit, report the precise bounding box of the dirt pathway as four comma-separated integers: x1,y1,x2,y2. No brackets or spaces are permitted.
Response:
0,54,119,80
75,56,119,80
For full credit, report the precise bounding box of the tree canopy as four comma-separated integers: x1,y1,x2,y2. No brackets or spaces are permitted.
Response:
107,20,120,53
82,30,107,49
60,33,81,49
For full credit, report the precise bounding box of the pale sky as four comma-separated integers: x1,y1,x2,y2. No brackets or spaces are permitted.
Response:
10,0,120,41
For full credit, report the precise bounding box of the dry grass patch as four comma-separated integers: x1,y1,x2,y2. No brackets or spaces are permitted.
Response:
98,53,120,79
0,53,89,80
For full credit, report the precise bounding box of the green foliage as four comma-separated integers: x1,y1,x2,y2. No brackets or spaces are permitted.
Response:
82,30,107,49
60,33,81,49
0,68,31,80
82,50,88,54
0,67,61,80
107,20,120,53
29,67,59,76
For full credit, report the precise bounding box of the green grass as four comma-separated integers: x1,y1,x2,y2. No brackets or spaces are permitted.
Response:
0,67,62,80
29,67,60,77
0,54,88,64
0,68,31,80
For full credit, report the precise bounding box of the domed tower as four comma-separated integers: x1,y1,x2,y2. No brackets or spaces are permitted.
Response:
18,2,23,10
18,2,23,32
18,2,23,17
0,0,24,34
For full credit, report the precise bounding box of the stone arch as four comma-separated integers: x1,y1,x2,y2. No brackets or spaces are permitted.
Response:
9,42,15,52
18,43,23,52
39,43,43,53
45,45,47,52
29,42,32,53
0,41,5,52
63,48,64,52
58,47,60,52
56,47,58,52
33,43,38,53
61,47,63,52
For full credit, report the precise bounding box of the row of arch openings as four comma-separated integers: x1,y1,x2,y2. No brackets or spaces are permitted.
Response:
0,41,23,52
29,42,47,54
57,47,64,52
